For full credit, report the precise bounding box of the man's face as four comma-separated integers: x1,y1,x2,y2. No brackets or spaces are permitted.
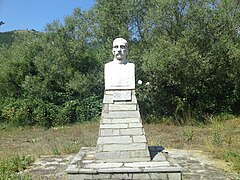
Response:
112,39,128,61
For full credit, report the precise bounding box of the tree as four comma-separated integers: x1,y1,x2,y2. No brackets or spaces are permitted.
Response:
0,21,5,26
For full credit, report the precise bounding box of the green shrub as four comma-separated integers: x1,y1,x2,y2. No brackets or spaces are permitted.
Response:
0,95,101,128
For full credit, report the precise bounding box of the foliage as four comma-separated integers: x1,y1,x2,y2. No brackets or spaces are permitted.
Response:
0,31,15,45
1,0,240,126
0,155,33,180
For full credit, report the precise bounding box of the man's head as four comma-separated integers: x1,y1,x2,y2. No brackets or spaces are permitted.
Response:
112,38,128,62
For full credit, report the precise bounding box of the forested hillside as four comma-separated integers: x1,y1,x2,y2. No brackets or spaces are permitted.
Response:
0,31,15,45
0,0,240,127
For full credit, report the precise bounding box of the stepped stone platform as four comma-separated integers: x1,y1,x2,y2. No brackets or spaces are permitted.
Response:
66,147,182,180
66,90,182,179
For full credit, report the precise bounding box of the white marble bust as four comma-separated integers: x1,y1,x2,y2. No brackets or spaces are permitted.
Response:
105,38,135,90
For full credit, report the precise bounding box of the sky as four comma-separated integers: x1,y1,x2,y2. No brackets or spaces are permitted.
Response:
0,0,95,32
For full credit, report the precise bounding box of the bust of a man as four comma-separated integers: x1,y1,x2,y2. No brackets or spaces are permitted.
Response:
105,38,135,90
112,38,129,64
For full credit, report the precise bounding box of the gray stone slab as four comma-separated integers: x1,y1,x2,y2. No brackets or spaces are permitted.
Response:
101,118,112,124
125,161,170,168
100,129,120,136
120,128,143,135
149,173,168,179
111,118,140,123
102,111,140,118
98,167,142,173
84,162,123,169
95,150,150,160
132,173,151,179
103,94,113,103
100,123,128,129
97,136,132,144
65,165,78,173
129,122,143,128
133,135,147,143
109,104,137,111
113,90,132,101
78,168,97,174
152,152,167,161
143,166,183,172
111,173,133,179
68,174,93,180
103,143,147,152
95,151,133,160
105,90,113,95
168,173,182,180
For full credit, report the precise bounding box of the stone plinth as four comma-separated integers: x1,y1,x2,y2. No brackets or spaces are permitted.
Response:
105,62,135,90
95,90,150,163
66,147,182,180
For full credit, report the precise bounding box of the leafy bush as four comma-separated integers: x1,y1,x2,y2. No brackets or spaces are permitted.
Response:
0,95,101,128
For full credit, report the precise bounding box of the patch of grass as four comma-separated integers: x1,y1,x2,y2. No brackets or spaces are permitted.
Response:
0,155,33,179
182,127,195,141
222,150,240,173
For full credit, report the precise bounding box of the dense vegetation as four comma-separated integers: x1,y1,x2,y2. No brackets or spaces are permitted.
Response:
1,0,240,127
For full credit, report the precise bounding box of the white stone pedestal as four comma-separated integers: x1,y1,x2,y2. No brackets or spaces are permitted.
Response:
95,90,150,163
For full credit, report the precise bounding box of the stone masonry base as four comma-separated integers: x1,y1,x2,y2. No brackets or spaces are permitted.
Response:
66,147,182,180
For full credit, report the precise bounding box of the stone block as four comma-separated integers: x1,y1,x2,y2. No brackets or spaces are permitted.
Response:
84,162,123,169
97,136,132,144
131,150,150,158
168,173,182,180
109,104,137,111
125,161,170,168
101,118,112,124
92,174,111,179
111,118,140,123
78,168,97,173
98,167,142,173
149,173,168,180
100,129,120,136
105,91,113,95
152,152,167,161
133,135,147,143
132,94,137,103
111,173,133,179
100,123,128,129
103,94,113,104
120,128,143,135
68,174,93,180
65,165,78,173
102,104,109,113
95,151,133,160
102,111,140,118
112,129,120,135
132,173,151,179
100,129,111,136
113,90,132,101
129,122,143,128
103,143,147,152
